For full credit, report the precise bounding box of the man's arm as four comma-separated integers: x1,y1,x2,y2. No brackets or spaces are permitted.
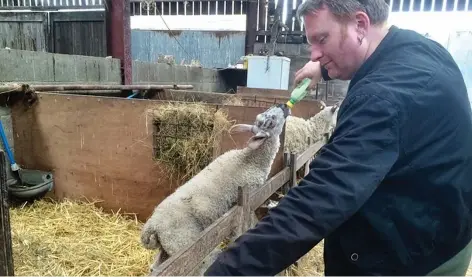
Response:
204,92,402,276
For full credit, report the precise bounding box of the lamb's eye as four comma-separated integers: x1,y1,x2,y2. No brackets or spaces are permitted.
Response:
271,115,276,120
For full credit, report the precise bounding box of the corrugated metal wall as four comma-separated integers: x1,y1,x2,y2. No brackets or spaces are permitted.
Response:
131,29,245,68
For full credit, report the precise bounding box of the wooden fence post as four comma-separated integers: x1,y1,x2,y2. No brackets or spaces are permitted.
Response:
289,152,297,188
0,150,14,276
236,185,251,236
304,138,312,176
282,153,290,194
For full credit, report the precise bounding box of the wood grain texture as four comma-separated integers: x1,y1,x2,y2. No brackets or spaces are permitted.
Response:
0,150,14,276
10,93,285,221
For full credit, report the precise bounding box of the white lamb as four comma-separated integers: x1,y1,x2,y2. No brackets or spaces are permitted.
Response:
140,103,291,272
284,100,340,154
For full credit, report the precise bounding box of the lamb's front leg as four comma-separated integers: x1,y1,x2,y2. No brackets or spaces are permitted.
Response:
149,249,170,275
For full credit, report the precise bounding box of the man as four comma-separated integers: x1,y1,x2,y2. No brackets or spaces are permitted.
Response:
204,0,472,275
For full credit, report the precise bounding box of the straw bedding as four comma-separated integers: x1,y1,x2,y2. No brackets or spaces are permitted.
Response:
10,198,155,276
283,240,325,276
221,94,244,106
149,102,233,182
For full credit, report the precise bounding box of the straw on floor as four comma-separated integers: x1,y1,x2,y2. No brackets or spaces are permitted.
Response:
283,240,325,276
10,198,156,276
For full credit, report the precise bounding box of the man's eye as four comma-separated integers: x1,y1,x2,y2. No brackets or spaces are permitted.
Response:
319,36,326,44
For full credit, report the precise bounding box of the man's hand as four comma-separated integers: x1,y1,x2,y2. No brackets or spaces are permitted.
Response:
294,61,322,89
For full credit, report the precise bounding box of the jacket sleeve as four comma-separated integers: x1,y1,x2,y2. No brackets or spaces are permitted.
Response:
204,92,402,276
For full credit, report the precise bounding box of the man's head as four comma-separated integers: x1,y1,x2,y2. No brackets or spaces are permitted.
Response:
297,0,390,80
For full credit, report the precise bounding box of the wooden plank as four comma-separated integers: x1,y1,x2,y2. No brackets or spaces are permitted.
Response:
250,167,290,210
281,152,290,194
161,89,231,104
0,150,14,276
237,86,290,98
289,152,297,187
236,185,251,236
0,12,48,51
150,206,239,276
0,84,193,93
152,179,286,275
244,0,257,54
10,93,271,222
295,141,325,171
50,11,107,57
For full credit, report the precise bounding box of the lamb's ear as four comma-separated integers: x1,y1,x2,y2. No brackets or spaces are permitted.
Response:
229,124,258,134
319,100,326,110
247,131,269,149
331,105,338,113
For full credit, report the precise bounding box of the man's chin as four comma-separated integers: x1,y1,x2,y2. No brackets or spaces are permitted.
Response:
327,69,350,81
327,69,339,79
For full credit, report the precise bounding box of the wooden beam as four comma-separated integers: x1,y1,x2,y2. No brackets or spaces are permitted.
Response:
281,153,290,194
289,152,297,187
295,141,324,171
150,186,253,276
250,167,290,210
245,0,258,54
237,185,251,236
149,163,294,275
149,166,292,275
150,207,238,276
0,150,14,276
285,0,293,33
0,84,194,93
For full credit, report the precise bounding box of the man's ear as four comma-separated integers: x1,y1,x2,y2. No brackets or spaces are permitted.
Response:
229,124,258,134
247,131,269,149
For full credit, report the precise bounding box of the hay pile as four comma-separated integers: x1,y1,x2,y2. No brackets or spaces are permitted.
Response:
149,102,233,182
221,95,244,106
10,198,155,276
283,240,325,276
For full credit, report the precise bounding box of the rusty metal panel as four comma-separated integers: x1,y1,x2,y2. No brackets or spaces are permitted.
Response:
0,12,48,51
106,0,132,84
131,29,245,68
49,11,107,57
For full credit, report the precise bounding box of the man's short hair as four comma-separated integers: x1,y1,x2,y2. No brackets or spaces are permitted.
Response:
296,0,390,25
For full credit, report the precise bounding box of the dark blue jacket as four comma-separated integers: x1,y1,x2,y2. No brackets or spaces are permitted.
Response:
204,25,472,276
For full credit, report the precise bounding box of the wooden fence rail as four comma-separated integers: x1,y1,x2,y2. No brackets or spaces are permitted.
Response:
0,150,14,276
149,139,325,276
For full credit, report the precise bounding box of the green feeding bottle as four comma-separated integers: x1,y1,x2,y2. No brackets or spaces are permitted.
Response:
286,78,311,109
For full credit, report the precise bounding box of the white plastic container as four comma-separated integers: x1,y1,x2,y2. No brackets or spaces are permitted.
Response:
246,55,291,90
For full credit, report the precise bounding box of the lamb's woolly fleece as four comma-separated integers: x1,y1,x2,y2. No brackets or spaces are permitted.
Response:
284,106,337,153
140,104,288,272
284,115,313,153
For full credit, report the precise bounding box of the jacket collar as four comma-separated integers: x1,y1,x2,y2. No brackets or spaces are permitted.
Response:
348,25,400,90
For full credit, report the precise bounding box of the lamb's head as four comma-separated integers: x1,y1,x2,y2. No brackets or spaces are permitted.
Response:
315,102,339,125
229,103,289,149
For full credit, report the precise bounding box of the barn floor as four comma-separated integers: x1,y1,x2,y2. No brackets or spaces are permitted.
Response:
9,198,155,276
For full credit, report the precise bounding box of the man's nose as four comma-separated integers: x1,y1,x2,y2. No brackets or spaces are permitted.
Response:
310,45,323,62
